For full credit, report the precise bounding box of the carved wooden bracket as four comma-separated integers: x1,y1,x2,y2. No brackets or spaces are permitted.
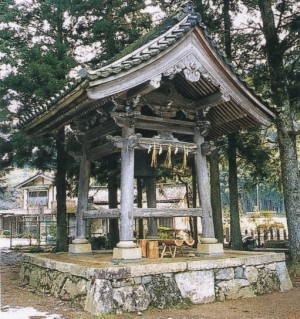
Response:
73,119,90,132
201,141,216,156
196,120,211,137
106,133,142,149
111,111,141,127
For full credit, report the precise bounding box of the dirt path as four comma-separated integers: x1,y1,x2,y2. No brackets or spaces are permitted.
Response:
1,248,300,319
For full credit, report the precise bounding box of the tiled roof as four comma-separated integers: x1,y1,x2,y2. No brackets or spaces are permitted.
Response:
79,2,232,82
19,1,271,130
18,79,85,127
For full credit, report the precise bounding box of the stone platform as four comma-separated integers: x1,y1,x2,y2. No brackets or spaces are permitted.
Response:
20,250,293,316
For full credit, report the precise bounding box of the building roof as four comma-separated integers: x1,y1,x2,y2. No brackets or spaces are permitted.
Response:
20,1,274,144
15,172,54,189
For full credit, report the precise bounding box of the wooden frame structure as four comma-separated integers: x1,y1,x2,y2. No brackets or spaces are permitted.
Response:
20,2,274,260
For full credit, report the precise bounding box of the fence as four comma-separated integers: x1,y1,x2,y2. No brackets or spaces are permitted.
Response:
225,227,289,248
243,227,288,248
8,220,56,248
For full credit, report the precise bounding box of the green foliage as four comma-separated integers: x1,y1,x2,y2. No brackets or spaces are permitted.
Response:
2,230,10,238
29,245,43,253
22,229,37,239
0,0,158,187
248,211,284,232
158,226,174,239
48,222,57,238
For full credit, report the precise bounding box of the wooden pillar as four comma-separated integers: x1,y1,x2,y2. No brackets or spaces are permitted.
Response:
145,177,158,238
119,125,135,243
76,151,91,239
194,128,215,239
113,125,141,260
194,127,223,256
69,142,92,254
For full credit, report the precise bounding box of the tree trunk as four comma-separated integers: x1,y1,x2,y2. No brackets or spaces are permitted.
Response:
192,162,199,247
228,133,243,250
209,141,223,244
223,0,243,250
108,157,119,249
55,128,68,252
145,177,158,238
137,178,144,239
223,0,232,62
258,0,300,264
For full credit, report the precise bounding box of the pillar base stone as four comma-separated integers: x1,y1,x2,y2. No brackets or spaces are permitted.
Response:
112,247,142,263
69,239,92,255
196,242,224,257
117,240,137,248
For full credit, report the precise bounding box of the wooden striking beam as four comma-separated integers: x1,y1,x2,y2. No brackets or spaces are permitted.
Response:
83,208,203,219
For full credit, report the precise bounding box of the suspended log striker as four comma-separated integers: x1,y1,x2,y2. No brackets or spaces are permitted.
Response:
19,1,274,259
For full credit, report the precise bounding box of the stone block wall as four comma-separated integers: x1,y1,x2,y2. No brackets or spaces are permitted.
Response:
20,252,292,316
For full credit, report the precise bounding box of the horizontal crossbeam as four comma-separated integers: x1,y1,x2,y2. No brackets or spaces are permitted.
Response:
83,208,203,219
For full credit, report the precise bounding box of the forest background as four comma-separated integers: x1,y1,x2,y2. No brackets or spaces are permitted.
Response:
1,0,300,263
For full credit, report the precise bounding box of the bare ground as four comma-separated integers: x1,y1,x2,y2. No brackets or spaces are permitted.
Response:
1,248,300,319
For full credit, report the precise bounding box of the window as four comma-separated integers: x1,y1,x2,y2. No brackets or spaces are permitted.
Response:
28,191,48,206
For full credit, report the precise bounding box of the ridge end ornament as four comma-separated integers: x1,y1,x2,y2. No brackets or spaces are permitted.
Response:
182,1,196,14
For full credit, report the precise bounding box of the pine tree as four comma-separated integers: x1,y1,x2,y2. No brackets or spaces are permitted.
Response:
1,0,156,251
229,0,300,263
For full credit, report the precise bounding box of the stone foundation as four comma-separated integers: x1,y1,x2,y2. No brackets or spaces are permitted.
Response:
20,252,292,316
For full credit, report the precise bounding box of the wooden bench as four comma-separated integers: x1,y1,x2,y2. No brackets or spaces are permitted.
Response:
158,239,195,258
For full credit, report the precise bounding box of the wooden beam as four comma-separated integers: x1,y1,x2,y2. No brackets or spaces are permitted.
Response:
86,143,119,161
87,132,198,161
127,80,160,99
196,92,223,110
143,91,197,110
134,208,203,218
86,119,120,143
134,115,196,135
136,137,197,153
83,208,203,219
